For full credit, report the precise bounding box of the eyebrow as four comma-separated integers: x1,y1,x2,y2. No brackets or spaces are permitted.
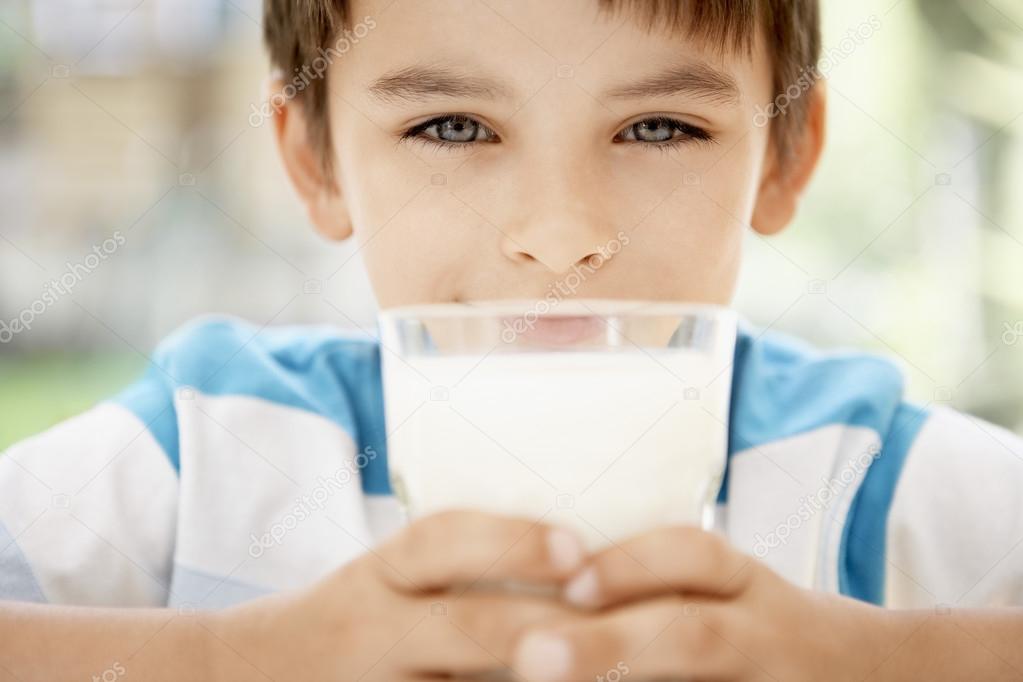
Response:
366,61,741,107
367,65,512,104
601,62,741,105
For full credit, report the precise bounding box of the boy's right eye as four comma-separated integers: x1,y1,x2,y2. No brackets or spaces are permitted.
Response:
400,115,500,147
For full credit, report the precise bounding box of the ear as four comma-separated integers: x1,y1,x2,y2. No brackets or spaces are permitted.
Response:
751,83,827,236
269,78,353,241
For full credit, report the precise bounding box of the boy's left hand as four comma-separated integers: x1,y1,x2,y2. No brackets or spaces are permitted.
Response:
513,525,887,681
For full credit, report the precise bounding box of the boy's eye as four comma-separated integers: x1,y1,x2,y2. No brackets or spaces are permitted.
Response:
403,115,498,145
615,117,713,145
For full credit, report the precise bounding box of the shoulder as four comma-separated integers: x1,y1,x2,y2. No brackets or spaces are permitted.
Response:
109,315,386,476
883,405,1023,607
147,313,380,382
729,323,909,453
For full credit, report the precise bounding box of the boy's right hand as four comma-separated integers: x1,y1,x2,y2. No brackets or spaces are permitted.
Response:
208,510,586,681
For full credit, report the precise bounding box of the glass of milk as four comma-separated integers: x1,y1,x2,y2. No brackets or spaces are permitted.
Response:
379,300,737,550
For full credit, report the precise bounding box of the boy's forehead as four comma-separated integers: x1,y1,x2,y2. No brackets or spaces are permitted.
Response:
347,0,770,105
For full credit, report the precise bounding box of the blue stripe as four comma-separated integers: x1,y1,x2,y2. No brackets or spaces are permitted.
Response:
108,316,391,494
112,369,181,471
839,402,930,604
720,325,905,503
321,339,391,495
0,519,48,603
167,563,271,609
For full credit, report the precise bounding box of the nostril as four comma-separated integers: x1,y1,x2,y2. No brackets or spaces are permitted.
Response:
512,250,538,264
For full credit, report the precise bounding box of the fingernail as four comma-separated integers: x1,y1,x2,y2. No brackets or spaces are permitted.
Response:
564,566,601,607
546,527,584,572
514,631,572,682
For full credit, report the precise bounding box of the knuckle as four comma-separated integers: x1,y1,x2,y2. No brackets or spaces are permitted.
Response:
398,523,435,567
409,509,471,550
571,623,624,677
680,616,720,660
385,513,460,584
421,508,470,535
446,598,485,636
646,598,712,661
682,526,727,567
658,525,704,558
679,524,714,551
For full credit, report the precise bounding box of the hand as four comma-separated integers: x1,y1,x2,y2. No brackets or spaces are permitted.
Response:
512,525,890,682
208,510,587,681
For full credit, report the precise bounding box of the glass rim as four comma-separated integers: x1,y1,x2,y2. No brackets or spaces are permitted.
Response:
379,299,736,322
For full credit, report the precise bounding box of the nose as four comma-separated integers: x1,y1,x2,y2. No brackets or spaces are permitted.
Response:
500,155,616,275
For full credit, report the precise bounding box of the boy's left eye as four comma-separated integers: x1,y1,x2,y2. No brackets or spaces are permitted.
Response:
615,117,714,145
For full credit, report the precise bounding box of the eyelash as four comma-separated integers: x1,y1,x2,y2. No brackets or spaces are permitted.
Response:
397,114,716,151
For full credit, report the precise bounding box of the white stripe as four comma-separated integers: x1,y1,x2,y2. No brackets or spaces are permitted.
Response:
886,407,1023,608
364,494,407,545
726,424,879,591
1,403,178,606
174,393,375,592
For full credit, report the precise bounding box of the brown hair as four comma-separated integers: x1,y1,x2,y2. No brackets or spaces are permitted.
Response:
263,0,821,180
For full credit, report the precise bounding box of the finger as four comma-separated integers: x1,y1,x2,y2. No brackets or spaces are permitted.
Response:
376,510,586,592
513,597,741,682
563,525,754,608
401,591,574,676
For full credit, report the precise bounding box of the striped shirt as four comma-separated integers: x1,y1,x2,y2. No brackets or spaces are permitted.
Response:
2,315,1021,609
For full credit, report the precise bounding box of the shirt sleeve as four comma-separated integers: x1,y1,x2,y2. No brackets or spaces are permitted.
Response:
0,378,179,607
883,405,1023,608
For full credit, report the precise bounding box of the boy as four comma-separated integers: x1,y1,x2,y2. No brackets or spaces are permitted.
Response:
2,0,1022,679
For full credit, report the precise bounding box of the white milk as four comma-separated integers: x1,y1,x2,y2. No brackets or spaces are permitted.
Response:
382,348,734,550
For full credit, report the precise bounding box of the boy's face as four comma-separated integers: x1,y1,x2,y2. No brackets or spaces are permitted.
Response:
277,0,823,309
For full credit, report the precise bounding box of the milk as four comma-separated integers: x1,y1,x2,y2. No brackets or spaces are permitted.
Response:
381,346,734,550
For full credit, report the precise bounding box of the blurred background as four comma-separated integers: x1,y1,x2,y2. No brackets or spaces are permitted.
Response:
0,0,1021,449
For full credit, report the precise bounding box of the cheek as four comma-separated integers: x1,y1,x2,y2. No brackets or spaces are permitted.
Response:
354,179,491,306
626,186,745,302
620,139,761,303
